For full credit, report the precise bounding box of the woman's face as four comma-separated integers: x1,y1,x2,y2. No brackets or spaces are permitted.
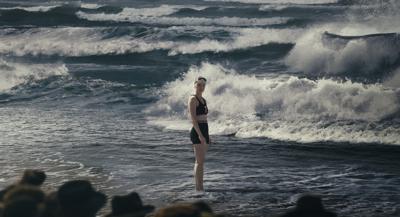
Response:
195,82,206,92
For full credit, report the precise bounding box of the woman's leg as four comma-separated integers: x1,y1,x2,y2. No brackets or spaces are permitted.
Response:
193,143,209,191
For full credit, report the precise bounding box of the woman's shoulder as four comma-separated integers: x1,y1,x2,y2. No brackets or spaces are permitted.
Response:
188,95,197,103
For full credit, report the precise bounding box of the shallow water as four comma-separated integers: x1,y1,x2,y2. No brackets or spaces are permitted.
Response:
1,105,399,216
0,0,400,216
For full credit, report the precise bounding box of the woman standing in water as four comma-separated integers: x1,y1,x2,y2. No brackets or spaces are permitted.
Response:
188,76,210,192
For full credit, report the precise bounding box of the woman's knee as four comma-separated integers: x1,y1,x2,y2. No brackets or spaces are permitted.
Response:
195,158,205,165
195,152,206,164
204,143,209,152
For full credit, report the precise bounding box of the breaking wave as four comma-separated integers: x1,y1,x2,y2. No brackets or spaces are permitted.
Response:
0,27,300,57
0,3,104,12
285,0,400,79
204,0,339,4
286,29,400,78
75,5,290,27
145,63,400,145
0,59,68,91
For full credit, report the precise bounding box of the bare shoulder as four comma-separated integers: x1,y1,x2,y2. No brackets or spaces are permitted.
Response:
188,95,197,103
188,95,196,100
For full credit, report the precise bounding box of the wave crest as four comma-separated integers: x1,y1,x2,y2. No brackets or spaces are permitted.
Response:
76,7,290,27
285,27,400,78
145,62,400,144
0,27,299,57
0,59,68,91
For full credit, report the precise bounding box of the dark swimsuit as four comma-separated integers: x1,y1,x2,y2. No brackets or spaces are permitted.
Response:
190,95,210,144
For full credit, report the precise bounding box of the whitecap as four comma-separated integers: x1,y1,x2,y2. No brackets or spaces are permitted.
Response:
144,62,400,145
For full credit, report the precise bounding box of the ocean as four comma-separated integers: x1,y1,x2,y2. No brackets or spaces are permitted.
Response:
0,0,399,216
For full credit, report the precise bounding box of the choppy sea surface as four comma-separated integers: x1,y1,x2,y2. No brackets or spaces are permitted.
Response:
0,0,399,216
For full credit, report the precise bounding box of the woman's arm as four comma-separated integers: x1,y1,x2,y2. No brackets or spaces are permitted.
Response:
188,96,206,143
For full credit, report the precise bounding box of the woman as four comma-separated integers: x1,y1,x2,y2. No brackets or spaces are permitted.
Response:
188,76,210,192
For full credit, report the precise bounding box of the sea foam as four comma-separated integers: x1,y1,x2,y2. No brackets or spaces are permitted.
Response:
145,63,400,145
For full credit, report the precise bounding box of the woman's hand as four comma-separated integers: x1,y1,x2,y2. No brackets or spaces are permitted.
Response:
199,135,206,144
